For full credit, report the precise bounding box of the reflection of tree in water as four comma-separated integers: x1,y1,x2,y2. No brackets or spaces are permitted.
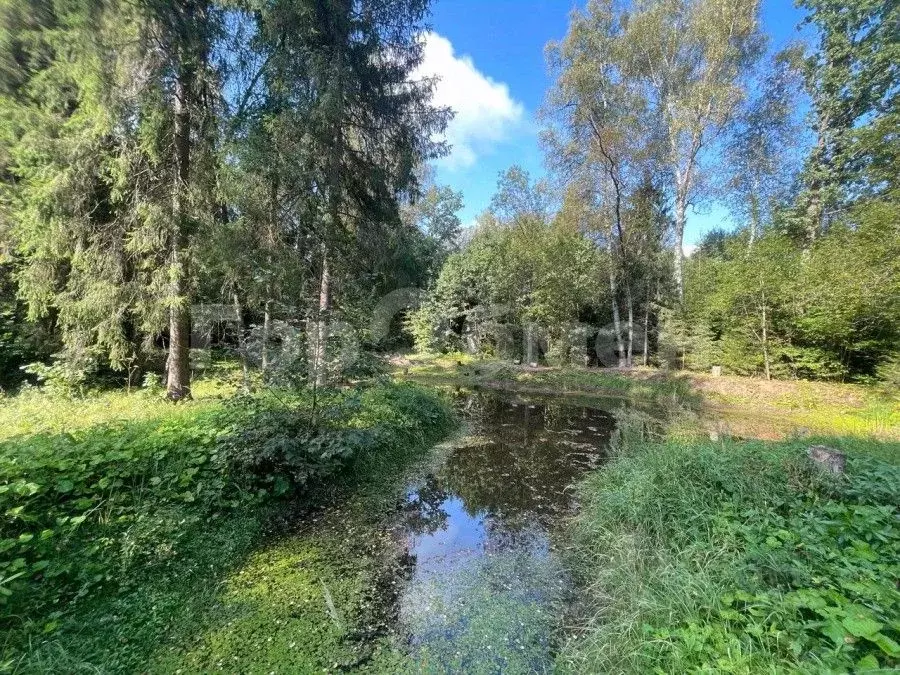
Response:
439,393,615,528
395,392,621,673
399,476,451,536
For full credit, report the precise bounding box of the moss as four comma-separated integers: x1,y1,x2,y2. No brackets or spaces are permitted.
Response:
151,519,401,673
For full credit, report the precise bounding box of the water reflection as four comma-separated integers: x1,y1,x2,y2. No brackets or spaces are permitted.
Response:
395,391,615,672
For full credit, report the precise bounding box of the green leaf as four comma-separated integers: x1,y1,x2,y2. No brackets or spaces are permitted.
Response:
842,614,883,639
871,632,900,657
820,620,846,647
855,654,879,671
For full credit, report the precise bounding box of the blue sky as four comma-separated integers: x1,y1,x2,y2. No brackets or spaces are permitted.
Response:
422,0,812,250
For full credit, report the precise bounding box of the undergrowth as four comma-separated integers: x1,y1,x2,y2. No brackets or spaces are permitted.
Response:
0,379,453,672
559,433,900,673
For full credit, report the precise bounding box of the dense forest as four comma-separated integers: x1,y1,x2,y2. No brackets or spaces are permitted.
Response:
0,0,456,397
1,0,896,398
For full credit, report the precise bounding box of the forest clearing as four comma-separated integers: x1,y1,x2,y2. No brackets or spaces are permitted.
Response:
1,0,897,672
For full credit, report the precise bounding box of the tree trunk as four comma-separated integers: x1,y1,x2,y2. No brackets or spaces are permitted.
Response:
607,232,626,368
643,293,650,367
748,188,760,250
525,324,533,365
314,247,330,387
261,296,272,372
166,63,193,401
261,175,278,373
625,281,634,368
804,119,827,249
315,17,344,388
673,193,687,303
232,292,249,389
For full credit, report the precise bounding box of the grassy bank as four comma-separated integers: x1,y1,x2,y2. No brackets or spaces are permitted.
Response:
0,379,453,672
396,354,696,403
558,433,900,673
394,353,900,439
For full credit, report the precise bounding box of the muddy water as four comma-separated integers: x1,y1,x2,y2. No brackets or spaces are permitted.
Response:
392,391,617,673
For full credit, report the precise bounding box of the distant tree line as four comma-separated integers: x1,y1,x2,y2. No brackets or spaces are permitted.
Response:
413,0,898,382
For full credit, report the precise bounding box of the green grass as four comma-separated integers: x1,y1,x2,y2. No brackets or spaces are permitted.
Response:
399,353,696,404
558,432,900,673
397,353,900,439
0,379,454,673
0,377,234,440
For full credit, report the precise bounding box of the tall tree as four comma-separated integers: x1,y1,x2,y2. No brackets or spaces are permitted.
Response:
797,0,899,239
623,0,764,300
545,0,664,366
265,0,449,383
162,0,222,399
723,46,805,248
2,0,225,398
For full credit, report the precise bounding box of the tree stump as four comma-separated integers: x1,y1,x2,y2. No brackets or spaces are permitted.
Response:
711,365,722,377
807,445,846,474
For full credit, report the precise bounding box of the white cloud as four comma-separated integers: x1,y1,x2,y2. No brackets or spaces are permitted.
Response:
683,244,698,257
416,32,525,169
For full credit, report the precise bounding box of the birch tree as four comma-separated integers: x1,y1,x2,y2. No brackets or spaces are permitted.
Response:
545,0,663,366
623,0,764,300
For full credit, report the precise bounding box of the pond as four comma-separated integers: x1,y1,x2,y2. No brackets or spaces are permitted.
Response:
390,390,620,673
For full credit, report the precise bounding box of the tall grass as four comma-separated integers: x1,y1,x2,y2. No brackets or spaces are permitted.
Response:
558,432,900,673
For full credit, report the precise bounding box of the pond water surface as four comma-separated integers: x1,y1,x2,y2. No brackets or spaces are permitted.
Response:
391,391,619,673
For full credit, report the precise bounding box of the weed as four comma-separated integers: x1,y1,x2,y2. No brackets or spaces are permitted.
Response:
0,380,453,672
559,435,900,673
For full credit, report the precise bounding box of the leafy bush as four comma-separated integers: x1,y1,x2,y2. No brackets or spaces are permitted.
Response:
221,399,365,496
221,383,450,495
21,351,98,397
560,436,900,673
876,355,900,393
0,382,452,631
340,349,388,380
0,409,239,611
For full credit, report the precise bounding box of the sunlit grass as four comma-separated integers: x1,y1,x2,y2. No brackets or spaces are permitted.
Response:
396,354,900,440
1,378,454,673
0,376,235,440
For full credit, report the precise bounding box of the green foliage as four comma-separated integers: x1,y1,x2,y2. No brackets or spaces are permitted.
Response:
0,0,451,395
222,383,451,496
0,405,238,613
798,0,899,209
0,380,452,665
657,307,722,372
560,435,900,673
411,176,603,359
20,350,98,396
681,200,900,381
